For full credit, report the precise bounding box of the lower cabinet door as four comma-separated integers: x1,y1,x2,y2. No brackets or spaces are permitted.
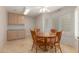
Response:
7,30,25,40
7,31,18,40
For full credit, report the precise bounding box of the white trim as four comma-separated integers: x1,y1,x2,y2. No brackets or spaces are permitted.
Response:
75,7,78,39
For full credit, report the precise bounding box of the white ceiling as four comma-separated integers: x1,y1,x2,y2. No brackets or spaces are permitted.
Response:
6,6,64,16
6,6,25,14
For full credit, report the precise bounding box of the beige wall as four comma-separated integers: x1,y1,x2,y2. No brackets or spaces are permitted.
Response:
34,13,55,32
25,16,35,36
52,6,76,48
34,14,45,32
0,7,8,47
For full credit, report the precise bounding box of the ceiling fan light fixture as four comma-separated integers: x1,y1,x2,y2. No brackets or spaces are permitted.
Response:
24,9,30,15
39,7,50,13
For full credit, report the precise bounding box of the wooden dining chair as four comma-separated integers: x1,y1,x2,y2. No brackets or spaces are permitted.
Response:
50,29,57,33
48,29,57,48
30,30,45,53
30,30,36,50
54,31,62,53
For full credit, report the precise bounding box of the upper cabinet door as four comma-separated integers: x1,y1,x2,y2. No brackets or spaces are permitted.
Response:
8,13,15,25
8,13,25,25
18,15,25,25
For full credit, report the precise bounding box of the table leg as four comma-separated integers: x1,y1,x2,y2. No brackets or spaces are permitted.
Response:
44,38,48,51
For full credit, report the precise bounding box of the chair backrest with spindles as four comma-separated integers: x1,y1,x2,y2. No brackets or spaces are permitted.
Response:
30,30,37,42
56,31,62,43
51,29,57,33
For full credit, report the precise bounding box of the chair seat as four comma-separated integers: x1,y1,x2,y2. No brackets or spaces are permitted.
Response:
54,42,60,45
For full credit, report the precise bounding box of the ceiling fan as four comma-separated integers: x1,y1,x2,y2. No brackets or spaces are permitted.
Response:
23,6,51,15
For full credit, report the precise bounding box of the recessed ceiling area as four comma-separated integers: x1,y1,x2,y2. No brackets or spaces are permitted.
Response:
6,6,64,16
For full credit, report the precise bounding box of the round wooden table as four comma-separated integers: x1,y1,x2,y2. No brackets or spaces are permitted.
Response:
37,33,56,51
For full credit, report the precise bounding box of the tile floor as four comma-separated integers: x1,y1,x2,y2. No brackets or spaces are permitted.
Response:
0,37,76,53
